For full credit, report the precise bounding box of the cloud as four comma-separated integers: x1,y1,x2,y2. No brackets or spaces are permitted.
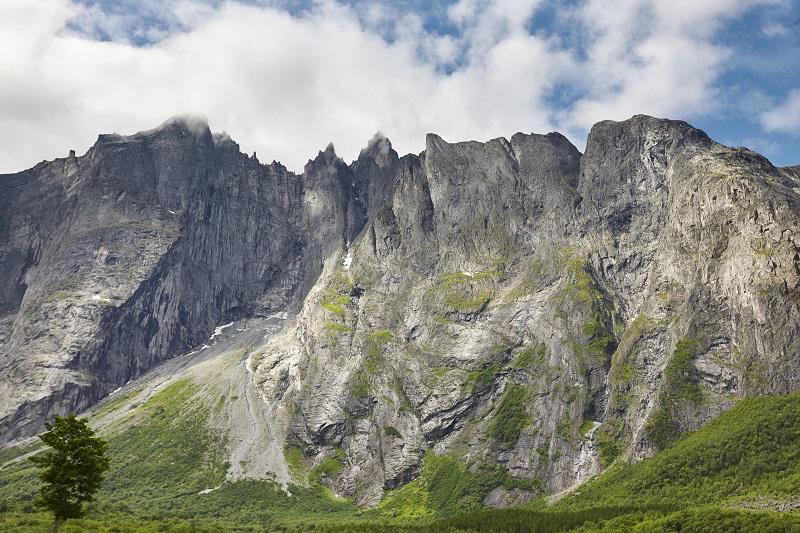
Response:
557,0,779,134
761,89,800,134
761,22,790,37
0,0,791,173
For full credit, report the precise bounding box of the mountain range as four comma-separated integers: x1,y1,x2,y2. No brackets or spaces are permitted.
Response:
1,114,799,530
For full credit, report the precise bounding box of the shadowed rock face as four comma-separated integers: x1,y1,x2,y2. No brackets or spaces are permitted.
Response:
0,117,356,442
1,115,799,505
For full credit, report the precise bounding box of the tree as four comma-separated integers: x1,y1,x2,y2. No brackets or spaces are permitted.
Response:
30,413,110,524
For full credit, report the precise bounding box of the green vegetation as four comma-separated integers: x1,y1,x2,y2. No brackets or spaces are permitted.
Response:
503,283,533,302
321,273,354,318
645,338,702,449
580,312,615,363
311,456,345,484
384,426,402,439
30,414,110,523
45,290,72,302
285,446,308,484
432,314,452,325
578,420,595,437
556,414,573,442
443,289,492,313
322,302,347,317
91,388,141,420
643,408,675,452
0,378,358,531
364,330,395,358
466,363,502,394
574,506,800,533
375,453,538,520
350,371,371,399
98,379,229,505
563,392,800,509
360,329,396,376
512,343,547,369
752,237,776,258
754,247,774,257
663,339,702,402
561,257,595,303
594,423,622,467
552,252,617,372
501,259,548,302
4,378,800,532
719,346,768,392
428,264,505,316
325,322,353,334
489,386,529,448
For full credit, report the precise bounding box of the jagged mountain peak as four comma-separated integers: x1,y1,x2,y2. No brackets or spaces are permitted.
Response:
357,132,395,168
319,141,338,157
92,114,213,147
147,114,212,138
586,114,715,155
0,114,798,513
12,113,744,188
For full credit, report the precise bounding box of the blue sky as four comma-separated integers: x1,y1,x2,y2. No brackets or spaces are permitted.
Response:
1,0,797,172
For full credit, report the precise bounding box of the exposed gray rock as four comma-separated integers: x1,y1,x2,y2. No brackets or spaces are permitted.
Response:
0,117,354,443
1,114,798,508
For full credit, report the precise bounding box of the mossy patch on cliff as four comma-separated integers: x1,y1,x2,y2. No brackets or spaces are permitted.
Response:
512,342,548,368
374,452,540,519
465,363,502,395
488,386,529,448
645,338,703,449
426,262,507,316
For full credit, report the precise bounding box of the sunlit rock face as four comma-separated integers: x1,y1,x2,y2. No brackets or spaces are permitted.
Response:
1,115,798,507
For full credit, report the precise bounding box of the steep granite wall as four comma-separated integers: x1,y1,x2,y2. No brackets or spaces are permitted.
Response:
1,115,798,506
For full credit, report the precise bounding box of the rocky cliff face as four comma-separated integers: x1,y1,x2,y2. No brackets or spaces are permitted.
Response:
1,115,798,505
0,117,355,442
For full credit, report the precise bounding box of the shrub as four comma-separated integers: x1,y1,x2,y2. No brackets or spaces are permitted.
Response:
489,387,529,448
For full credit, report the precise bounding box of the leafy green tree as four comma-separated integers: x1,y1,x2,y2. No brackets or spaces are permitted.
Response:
30,413,110,524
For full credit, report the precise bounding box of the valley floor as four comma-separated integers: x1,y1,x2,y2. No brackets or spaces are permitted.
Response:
2,387,800,531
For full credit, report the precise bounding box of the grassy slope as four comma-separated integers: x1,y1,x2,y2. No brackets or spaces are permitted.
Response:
0,378,357,532
560,392,800,509
1,386,799,532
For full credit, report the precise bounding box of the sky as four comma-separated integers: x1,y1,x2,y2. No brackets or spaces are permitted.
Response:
0,0,798,174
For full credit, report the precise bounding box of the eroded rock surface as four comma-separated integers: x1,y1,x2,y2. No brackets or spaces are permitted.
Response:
1,115,798,506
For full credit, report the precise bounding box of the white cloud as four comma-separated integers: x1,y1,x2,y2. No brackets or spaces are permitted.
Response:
557,0,778,135
761,89,800,134
0,0,787,173
761,22,790,37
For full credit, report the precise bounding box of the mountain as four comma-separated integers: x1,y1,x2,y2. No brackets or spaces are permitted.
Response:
3,389,799,531
1,114,799,515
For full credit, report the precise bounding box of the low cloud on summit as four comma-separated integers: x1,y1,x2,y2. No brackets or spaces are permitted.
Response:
0,0,797,173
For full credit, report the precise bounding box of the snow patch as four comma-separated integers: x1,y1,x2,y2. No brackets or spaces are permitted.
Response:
209,322,235,342
109,387,122,396
343,241,353,269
